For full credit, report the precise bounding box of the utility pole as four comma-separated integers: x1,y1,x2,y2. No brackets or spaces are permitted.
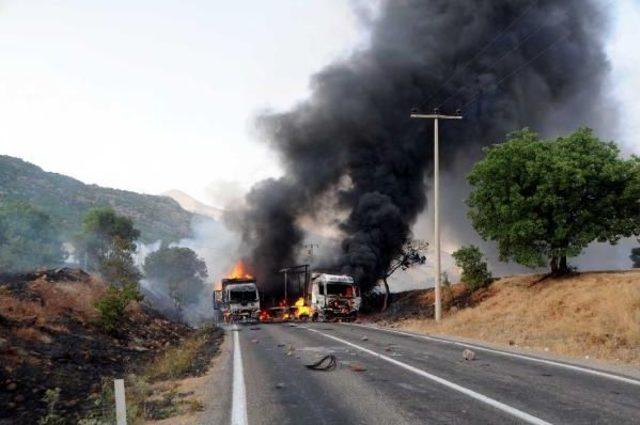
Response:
283,269,288,304
410,108,462,322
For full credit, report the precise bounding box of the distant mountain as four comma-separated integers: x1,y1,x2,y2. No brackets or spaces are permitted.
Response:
163,189,224,220
0,155,196,243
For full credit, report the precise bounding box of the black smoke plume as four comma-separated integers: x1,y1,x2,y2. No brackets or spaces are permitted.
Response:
235,0,610,295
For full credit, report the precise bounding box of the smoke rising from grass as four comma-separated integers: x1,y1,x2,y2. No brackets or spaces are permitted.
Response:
138,216,242,325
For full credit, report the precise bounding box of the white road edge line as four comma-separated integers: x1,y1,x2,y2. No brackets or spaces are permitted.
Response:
231,327,249,425
308,327,553,425
348,323,640,387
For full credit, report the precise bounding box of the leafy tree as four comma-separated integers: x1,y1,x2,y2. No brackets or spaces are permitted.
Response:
143,246,207,311
0,202,66,272
631,247,640,268
379,239,428,311
452,245,492,291
467,128,640,275
77,207,141,286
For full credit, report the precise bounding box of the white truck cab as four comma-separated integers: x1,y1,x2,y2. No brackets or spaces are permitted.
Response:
220,279,260,322
310,273,361,321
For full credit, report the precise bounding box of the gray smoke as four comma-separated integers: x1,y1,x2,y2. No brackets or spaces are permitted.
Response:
236,0,611,295
138,215,242,325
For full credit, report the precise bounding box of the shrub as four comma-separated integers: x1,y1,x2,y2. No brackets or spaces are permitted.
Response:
452,245,492,291
38,388,64,425
94,284,142,334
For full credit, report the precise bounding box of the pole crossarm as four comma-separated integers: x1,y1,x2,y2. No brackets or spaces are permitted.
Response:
410,114,463,120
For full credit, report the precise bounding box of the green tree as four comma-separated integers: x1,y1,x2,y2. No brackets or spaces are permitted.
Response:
451,245,492,291
0,202,66,272
77,207,141,286
143,246,207,311
467,128,640,275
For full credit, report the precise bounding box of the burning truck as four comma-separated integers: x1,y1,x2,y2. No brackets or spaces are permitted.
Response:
307,273,361,321
214,261,361,323
219,277,260,322
214,261,261,323
261,267,361,322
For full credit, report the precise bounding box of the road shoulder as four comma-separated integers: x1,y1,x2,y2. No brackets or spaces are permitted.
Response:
356,322,640,380
145,329,231,425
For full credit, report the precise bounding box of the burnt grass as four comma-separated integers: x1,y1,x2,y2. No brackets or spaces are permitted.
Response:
361,283,496,322
0,269,220,425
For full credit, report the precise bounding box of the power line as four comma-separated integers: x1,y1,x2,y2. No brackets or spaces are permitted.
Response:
436,18,547,110
420,0,539,110
454,0,615,112
459,30,571,111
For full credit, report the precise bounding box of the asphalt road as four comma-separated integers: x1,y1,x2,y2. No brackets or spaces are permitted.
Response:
201,322,640,425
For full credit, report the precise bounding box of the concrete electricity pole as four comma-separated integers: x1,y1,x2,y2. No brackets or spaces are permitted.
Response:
410,108,462,322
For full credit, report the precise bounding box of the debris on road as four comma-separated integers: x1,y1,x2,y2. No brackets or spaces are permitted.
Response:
361,336,369,341
251,338,259,344
275,382,286,389
462,349,476,361
349,362,367,372
305,354,337,371
286,346,295,356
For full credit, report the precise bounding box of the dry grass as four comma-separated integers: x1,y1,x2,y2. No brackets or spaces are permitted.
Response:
31,278,106,323
0,277,106,327
145,328,215,381
83,328,219,424
13,327,53,344
399,270,640,365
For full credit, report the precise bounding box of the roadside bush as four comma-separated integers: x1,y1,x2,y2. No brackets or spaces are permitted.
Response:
452,245,492,291
94,283,142,334
38,388,65,425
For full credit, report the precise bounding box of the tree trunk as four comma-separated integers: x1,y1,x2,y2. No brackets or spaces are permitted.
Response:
550,255,569,275
550,256,558,274
559,256,568,274
381,278,390,312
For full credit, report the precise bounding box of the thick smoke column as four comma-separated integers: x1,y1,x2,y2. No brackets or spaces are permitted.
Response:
237,0,610,294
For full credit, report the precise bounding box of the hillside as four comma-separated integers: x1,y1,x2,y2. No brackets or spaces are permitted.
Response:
0,268,223,424
0,155,195,243
367,270,640,366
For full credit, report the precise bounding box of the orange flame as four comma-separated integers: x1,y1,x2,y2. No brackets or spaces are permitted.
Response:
227,260,253,279
294,297,311,318
259,310,270,322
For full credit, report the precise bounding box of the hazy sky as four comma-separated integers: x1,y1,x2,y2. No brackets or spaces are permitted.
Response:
0,0,638,206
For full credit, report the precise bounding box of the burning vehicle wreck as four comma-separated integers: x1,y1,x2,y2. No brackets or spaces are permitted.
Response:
215,262,361,323
258,265,361,322
308,273,360,321
220,278,260,322
214,261,261,323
